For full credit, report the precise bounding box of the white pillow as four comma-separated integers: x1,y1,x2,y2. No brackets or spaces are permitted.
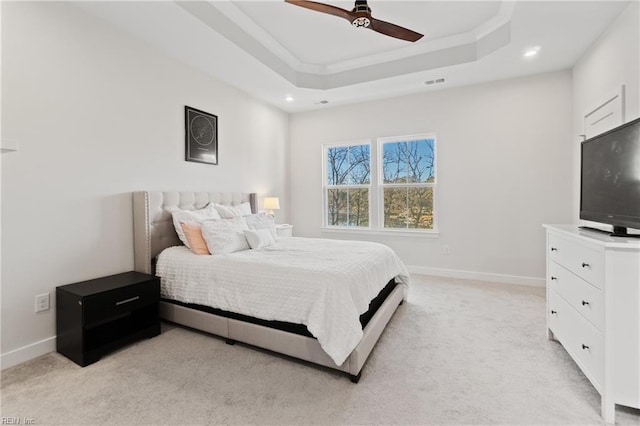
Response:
213,202,252,218
201,217,250,255
244,229,275,250
244,213,277,239
169,204,221,248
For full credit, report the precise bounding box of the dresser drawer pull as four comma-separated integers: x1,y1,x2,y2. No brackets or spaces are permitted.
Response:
550,310,557,315
115,296,140,306
550,247,558,252
550,276,557,281
581,262,590,268
581,300,590,306
582,344,590,350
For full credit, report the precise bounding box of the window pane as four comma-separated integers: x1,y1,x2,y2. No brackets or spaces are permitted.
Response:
327,189,348,226
407,187,434,229
327,144,370,185
408,139,435,183
383,187,408,228
384,187,434,229
347,145,371,184
383,142,407,184
326,147,349,185
348,189,369,227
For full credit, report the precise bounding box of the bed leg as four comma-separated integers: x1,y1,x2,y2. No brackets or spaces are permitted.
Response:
225,339,236,345
350,372,361,384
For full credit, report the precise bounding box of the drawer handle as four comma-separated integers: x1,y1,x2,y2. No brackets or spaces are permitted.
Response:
581,262,590,268
550,247,558,252
550,276,557,281
115,296,140,306
550,310,557,315
581,300,590,306
582,344,589,350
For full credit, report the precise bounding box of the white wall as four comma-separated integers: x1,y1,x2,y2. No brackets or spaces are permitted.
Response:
290,71,573,284
571,2,640,221
1,2,289,366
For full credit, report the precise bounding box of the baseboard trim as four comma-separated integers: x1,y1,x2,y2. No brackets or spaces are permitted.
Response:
406,265,545,287
1,336,56,370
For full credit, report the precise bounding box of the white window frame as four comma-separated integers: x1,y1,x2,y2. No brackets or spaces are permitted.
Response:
322,140,372,229
321,133,438,236
377,133,438,234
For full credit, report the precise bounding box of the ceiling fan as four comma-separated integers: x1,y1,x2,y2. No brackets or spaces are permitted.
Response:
284,0,424,42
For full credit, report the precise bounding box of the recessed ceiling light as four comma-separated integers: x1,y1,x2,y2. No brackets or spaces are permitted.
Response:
285,96,294,102
523,47,540,58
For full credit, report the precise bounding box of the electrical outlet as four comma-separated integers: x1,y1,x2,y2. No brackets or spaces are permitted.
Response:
443,245,451,255
35,293,50,313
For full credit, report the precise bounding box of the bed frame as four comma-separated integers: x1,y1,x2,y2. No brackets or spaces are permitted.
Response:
132,191,404,382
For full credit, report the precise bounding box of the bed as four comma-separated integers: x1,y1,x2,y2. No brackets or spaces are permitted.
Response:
132,191,408,382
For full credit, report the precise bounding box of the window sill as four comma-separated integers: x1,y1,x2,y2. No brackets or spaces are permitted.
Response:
321,227,440,239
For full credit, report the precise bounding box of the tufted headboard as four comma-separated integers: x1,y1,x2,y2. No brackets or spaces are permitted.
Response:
132,191,257,275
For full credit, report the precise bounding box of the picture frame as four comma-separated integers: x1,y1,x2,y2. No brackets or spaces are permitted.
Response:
185,106,218,165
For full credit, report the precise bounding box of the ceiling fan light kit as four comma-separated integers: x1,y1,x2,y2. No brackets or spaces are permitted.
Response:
351,0,371,28
284,0,424,42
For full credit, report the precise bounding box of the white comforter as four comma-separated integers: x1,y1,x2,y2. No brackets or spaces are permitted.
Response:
156,237,409,365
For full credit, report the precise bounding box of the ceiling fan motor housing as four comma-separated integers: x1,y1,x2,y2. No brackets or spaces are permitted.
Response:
352,0,372,28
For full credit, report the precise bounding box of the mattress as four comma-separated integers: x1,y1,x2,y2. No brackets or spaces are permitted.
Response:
162,277,398,338
156,237,410,365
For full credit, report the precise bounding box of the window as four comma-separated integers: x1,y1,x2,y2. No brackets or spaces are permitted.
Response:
380,136,436,230
325,143,371,227
323,134,436,233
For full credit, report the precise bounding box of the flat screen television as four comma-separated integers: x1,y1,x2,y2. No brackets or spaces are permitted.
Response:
580,116,640,237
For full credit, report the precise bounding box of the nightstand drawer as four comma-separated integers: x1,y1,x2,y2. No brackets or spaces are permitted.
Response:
83,280,159,325
276,224,293,238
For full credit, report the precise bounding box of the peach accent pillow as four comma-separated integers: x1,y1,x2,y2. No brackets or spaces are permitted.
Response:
179,221,210,255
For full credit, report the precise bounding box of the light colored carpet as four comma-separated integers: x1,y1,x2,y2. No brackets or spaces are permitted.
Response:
2,275,639,425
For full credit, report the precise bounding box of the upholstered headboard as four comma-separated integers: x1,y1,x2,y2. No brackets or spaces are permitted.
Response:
132,191,258,275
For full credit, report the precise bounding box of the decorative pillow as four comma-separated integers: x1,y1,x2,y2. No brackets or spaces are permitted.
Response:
169,204,221,248
244,229,275,250
244,213,277,239
213,202,252,219
201,217,250,255
179,221,210,255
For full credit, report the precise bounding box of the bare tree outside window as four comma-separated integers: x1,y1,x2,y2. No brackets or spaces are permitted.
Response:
382,139,435,229
326,144,370,227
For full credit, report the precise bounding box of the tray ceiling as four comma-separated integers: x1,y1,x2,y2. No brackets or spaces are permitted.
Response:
75,1,631,112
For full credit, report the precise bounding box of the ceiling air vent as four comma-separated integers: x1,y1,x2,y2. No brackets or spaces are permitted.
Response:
315,100,329,105
425,78,446,86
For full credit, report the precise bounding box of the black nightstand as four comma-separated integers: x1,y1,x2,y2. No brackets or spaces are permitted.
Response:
56,271,160,367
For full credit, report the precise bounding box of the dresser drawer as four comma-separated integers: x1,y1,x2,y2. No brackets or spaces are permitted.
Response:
548,261,604,331
83,280,160,326
548,233,604,289
572,319,605,391
548,289,604,389
547,288,565,338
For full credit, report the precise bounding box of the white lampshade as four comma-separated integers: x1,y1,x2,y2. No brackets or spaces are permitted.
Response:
263,197,280,215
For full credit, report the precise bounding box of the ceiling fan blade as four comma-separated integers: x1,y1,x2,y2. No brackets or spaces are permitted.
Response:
369,17,423,42
284,0,355,22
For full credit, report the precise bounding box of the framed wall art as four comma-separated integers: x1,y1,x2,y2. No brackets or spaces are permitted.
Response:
185,106,218,165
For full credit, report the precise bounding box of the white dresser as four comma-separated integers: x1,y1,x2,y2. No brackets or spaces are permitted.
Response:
543,225,640,423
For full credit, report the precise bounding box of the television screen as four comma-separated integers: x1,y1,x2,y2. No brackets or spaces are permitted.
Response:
580,117,640,234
